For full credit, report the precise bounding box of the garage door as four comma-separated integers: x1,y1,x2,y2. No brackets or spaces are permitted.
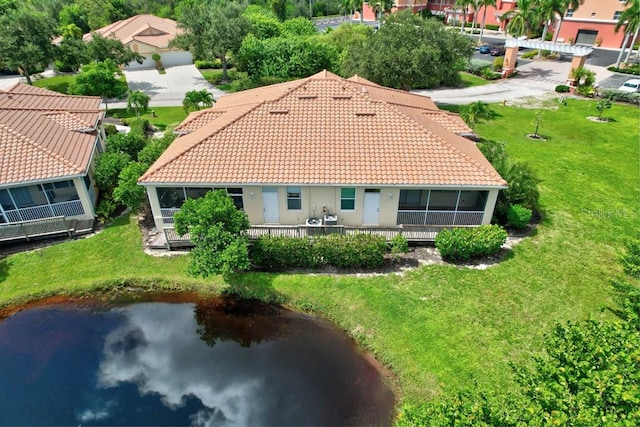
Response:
126,55,156,69
160,51,193,67
575,29,598,45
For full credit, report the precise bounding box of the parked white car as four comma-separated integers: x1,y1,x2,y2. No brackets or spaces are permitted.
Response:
617,79,640,93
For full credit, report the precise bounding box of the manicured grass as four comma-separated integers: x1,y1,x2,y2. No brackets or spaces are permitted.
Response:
107,106,187,130
459,71,490,88
199,68,239,92
0,99,638,405
33,75,76,94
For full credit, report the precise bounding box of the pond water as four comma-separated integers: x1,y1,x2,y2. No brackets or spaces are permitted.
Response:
0,297,394,426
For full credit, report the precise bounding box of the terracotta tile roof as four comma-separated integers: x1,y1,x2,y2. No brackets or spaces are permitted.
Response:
174,110,226,133
83,14,181,49
0,85,102,186
140,71,505,188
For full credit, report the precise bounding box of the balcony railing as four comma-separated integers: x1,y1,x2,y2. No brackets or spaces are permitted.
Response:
3,200,85,223
397,210,484,226
161,208,181,224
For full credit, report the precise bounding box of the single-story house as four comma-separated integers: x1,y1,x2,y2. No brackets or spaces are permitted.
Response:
139,71,507,236
0,83,104,238
83,14,192,69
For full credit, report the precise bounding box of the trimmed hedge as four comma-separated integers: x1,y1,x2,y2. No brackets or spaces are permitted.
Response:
555,85,570,93
435,225,507,260
607,65,640,76
600,89,640,105
250,233,388,270
507,204,532,229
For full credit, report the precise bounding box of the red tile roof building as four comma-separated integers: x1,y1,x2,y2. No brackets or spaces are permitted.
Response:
140,71,506,231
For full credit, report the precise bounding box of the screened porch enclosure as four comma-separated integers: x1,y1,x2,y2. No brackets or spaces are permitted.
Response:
0,180,86,223
396,189,488,225
157,187,244,224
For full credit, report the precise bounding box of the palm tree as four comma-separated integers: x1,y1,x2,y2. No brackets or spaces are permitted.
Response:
61,23,83,40
370,0,393,27
502,0,539,38
615,0,640,68
183,90,215,113
478,0,496,43
465,0,481,34
126,90,150,118
455,0,472,33
552,0,584,43
459,101,495,129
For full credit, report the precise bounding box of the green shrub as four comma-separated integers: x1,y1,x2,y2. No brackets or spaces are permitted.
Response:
151,53,161,62
96,196,117,223
555,84,570,93
435,225,507,260
618,239,640,279
540,49,552,57
251,236,317,270
251,233,387,270
481,67,499,80
315,234,387,268
507,204,532,229
485,24,499,31
230,73,260,92
576,85,595,97
195,59,222,69
607,64,640,75
93,151,132,192
104,123,117,136
105,132,147,160
600,89,640,105
466,59,492,75
123,118,149,135
522,50,538,59
390,234,409,262
492,57,504,72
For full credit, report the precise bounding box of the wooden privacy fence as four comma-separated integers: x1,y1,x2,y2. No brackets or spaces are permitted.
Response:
161,224,467,250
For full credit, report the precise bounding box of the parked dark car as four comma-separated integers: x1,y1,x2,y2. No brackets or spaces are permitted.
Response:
490,45,506,56
478,44,491,54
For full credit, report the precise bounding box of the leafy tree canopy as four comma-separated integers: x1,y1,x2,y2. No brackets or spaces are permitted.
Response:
0,5,58,84
85,33,144,66
174,190,251,278
70,59,128,110
342,10,473,89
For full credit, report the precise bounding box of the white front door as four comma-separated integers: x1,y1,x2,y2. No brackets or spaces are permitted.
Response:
362,189,380,225
262,188,279,223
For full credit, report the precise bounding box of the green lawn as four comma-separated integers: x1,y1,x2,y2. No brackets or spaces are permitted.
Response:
107,106,188,130
0,99,638,405
199,68,239,92
33,75,76,94
459,71,490,88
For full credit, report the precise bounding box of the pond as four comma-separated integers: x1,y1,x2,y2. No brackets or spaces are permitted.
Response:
0,297,394,426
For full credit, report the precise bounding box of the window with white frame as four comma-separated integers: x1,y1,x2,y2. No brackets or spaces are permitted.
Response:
287,187,301,210
613,11,623,20
340,188,356,210
566,9,574,17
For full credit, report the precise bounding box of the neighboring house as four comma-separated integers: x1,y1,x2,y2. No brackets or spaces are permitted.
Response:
83,14,192,69
0,83,104,239
139,71,506,237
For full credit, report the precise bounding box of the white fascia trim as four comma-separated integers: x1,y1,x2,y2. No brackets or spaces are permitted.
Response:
562,18,619,25
0,174,86,189
139,182,507,190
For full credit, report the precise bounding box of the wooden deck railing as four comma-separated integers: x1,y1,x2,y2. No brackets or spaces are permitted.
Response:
160,224,469,250
0,216,73,242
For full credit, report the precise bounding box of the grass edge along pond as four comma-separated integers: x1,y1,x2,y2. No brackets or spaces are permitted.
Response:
0,99,638,407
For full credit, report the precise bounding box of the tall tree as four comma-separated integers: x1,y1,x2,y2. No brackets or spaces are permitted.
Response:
173,1,250,82
536,0,564,57
343,11,473,90
0,6,57,85
85,33,144,66
502,0,540,38
454,0,472,33
58,3,90,34
70,60,128,111
552,0,583,43
370,0,394,27
615,0,640,67
478,0,496,43
60,23,83,40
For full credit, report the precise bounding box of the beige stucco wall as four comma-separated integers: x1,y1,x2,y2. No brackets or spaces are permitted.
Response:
145,184,502,230
72,177,96,220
